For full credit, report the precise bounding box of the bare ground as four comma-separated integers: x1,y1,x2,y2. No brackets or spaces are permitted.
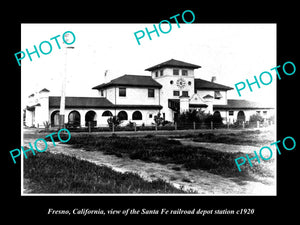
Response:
23,131,276,195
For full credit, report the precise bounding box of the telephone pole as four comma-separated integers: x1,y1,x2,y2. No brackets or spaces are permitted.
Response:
59,33,74,129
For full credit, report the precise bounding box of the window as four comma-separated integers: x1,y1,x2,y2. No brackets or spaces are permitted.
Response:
102,111,113,117
100,90,104,96
182,70,188,76
173,69,179,75
160,70,164,76
155,71,158,77
148,88,155,97
118,111,128,120
170,80,174,85
119,87,126,97
173,90,180,96
229,111,234,116
149,114,153,118
182,91,189,97
132,111,142,120
188,81,192,85
214,91,222,99
263,111,267,115
256,111,261,114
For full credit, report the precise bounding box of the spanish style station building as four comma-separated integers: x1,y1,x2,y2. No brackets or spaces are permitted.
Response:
25,59,274,128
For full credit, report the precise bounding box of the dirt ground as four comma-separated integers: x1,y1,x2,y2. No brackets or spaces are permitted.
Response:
22,128,276,195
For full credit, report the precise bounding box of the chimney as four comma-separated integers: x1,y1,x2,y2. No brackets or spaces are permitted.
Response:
211,76,216,83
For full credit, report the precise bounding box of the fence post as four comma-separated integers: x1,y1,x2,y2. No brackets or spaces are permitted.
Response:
257,121,260,128
134,123,137,132
112,122,115,133
227,122,229,129
155,123,158,131
193,122,196,130
175,122,177,130
88,121,91,133
211,121,213,130
242,121,245,129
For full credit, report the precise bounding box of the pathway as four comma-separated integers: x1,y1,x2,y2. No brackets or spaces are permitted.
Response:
23,136,276,195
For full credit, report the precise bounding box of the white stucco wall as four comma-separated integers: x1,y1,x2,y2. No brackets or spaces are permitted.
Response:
49,108,160,127
115,87,160,105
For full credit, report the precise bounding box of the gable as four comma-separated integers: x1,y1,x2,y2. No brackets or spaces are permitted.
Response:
189,93,207,105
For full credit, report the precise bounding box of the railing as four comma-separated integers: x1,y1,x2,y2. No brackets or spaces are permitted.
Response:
63,120,273,133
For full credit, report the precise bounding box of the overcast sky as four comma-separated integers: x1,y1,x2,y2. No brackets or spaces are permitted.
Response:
21,23,276,108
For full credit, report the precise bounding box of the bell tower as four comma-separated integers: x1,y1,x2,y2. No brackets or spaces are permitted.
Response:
145,59,201,121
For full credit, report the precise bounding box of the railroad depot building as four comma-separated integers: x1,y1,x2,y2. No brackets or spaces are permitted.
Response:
24,59,274,128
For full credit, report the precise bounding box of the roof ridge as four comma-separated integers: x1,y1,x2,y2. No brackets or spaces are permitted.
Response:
145,59,201,71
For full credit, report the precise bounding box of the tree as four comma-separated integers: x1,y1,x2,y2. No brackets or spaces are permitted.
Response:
249,114,264,123
153,112,164,126
177,110,223,128
107,116,122,130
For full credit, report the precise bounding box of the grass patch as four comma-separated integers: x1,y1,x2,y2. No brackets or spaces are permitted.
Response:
189,130,274,147
66,135,272,180
24,152,185,194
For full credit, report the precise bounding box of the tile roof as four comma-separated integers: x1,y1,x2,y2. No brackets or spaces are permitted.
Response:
214,99,274,110
194,78,233,91
49,96,162,109
49,96,114,108
145,59,201,71
92,74,162,90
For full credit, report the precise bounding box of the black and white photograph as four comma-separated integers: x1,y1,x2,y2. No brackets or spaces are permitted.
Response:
21,23,276,195
5,4,298,221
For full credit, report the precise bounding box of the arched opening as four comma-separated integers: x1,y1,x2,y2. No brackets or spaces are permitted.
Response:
117,111,128,121
132,111,142,120
85,110,97,127
102,110,113,117
50,110,60,127
68,110,81,127
237,111,245,124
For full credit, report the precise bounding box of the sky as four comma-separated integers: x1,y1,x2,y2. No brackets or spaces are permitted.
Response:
21,23,276,108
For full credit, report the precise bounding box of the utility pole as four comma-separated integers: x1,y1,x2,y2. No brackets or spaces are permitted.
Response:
59,33,74,129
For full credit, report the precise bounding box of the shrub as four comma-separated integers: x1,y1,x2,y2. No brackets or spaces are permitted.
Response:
153,112,164,126
107,116,122,130
249,114,264,123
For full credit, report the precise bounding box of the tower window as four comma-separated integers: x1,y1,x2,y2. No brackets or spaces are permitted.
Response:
182,91,189,97
160,70,164,76
182,70,188,76
173,90,180,96
173,69,179,75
